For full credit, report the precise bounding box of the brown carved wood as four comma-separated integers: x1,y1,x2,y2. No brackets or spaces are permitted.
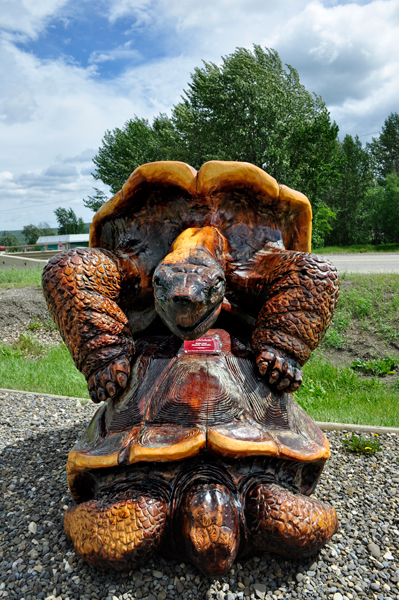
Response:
42,161,339,575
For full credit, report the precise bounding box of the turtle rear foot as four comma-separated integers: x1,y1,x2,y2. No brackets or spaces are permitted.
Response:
176,482,240,576
245,483,338,558
64,491,167,570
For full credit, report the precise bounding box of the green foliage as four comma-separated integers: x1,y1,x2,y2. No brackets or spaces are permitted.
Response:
368,112,399,180
351,356,398,377
92,46,341,218
363,172,399,244
22,222,54,245
0,231,22,249
172,46,341,198
311,201,336,248
92,114,179,194
324,135,374,246
83,188,108,212
341,432,382,455
314,244,399,253
54,207,85,235
14,333,47,358
27,317,58,331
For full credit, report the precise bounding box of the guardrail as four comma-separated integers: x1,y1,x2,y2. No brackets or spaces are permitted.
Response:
0,254,48,269
1,244,41,253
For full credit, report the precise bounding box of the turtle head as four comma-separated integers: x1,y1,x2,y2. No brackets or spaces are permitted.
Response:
153,228,227,340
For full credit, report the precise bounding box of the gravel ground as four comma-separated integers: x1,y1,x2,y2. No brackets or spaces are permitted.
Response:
0,390,398,600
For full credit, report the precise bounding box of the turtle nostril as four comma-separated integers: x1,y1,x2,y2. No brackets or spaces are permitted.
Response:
172,295,192,305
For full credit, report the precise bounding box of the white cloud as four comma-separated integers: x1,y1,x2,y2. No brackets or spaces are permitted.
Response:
0,0,69,39
0,0,399,229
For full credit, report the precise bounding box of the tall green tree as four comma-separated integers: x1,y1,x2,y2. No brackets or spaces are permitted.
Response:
172,46,341,203
91,46,342,240
363,173,399,243
22,222,54,245
54,208,85,235
0,232,21,249
92,115,179,194
368,112,399,181
325,135,374,246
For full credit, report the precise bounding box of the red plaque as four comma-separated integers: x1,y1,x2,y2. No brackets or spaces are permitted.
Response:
184,337,220,354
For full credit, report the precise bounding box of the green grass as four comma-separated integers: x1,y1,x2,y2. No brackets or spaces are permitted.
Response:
0,336,89,398
313,243,399,254
322,273,399,347
0,267,43,288
295,352,399,427
341,432,382,455
351,356,398,377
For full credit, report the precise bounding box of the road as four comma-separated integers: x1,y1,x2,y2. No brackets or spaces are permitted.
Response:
319,252,399,274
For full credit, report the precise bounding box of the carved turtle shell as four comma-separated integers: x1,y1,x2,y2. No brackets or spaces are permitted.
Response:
89,161,312,263
67,329,330,500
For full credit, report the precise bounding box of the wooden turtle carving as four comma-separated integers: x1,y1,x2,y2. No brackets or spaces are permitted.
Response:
42,161,339,575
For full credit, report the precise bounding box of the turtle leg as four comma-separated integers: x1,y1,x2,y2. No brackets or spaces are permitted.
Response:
64,489,168,570
251,250,339,392
228,246,339,392
42,248,140,402
176,482,240,576
245,482,338,558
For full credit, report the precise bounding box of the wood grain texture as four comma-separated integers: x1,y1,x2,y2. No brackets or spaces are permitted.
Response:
177,482,240,576
245,482,339,558
64,490,167,570
40,160,340,575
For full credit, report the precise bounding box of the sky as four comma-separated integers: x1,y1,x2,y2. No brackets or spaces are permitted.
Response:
1,0,399,232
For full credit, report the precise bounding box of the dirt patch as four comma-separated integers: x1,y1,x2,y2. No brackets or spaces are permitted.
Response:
0,286,62,345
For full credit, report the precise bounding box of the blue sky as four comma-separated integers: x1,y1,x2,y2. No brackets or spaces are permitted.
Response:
1,0,399,230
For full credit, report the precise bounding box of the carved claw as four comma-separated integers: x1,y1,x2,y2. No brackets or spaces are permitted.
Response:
256,350,302,393
88,355,131,403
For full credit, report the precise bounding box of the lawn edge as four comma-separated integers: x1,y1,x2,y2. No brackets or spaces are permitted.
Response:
1,387,398,433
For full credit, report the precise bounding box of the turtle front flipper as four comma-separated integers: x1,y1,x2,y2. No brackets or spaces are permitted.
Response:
251,249,339,391
42,248,138,402
228,245,339,392
64,489,167,570
245,482,338,558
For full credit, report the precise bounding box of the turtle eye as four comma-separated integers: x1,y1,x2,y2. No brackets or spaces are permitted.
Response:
153,276,161,287
210,277,225,297
213,277,224,289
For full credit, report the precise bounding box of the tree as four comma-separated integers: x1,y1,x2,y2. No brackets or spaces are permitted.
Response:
54,208,85,235
324,135,374,246
172,46,341,202
22,222,54,245
311,202,336,249
92,115,179,194
363,173,399,244
91,46,342,211
0,232,21,249
368,112,399,181
38,222,54,236
83,189,108,213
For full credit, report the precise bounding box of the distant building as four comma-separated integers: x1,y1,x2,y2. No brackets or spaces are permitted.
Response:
36,234,90,251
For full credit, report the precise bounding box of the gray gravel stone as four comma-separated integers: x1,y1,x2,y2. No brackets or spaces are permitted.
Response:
368,542,381,558
0,391,398,600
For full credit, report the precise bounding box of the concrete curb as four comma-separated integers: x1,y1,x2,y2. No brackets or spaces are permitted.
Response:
0,387,88,404
1,388,398,434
